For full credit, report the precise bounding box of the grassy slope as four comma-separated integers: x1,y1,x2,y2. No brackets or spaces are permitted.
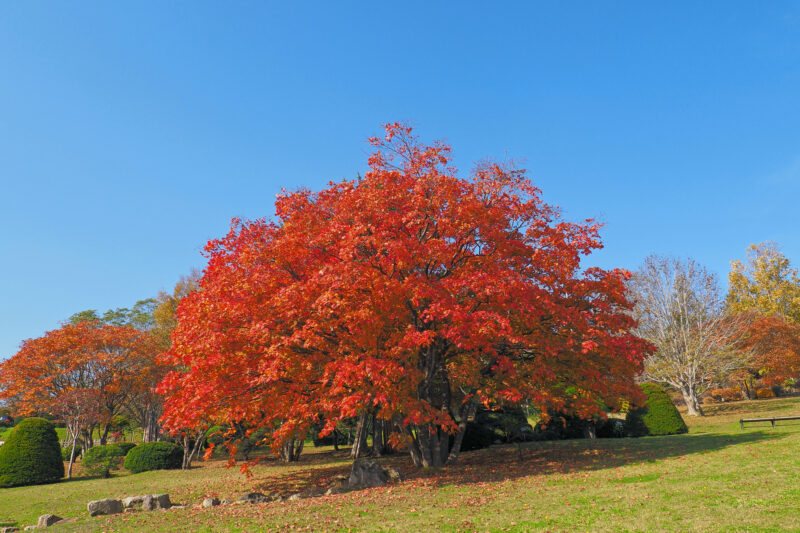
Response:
2,397,800,532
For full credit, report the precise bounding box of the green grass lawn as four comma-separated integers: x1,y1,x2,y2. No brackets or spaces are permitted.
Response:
2,397,800,532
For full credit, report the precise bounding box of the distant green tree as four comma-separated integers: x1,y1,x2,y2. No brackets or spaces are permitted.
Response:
68,299,157,331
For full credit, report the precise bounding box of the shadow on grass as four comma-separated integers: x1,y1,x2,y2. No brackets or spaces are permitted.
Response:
403,430,787,488
702,397,800,417
244,431,786,496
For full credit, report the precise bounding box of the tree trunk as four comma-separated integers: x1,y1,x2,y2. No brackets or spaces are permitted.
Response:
350,412,369,459
446,399,476,465
407,424,449,468
332,428,339,451
66,420,80,479
681,385,704,416
406,342,453,468
99,424,111,446
182,430,206,469
280,438,304,462
372,416,385,457
143,404,161,443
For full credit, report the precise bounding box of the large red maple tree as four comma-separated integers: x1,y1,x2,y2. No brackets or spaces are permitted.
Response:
159,124,650,467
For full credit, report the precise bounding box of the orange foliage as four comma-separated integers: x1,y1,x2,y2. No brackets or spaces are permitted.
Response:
158,124,651,467
0,322,160,425
756,387,775,399
739,314,800,386
707,387,742,403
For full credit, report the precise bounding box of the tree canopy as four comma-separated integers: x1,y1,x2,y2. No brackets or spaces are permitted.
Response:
158,124,650,467
728,242,800,323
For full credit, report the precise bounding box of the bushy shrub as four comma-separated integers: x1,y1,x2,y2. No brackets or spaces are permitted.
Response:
61,445,82,461
756,387,775,399
708,387,742,403
0,417,64,487
532,414,593,441
595,418,625,438
625,383,688,437
83,444,126,478
115,442,137,455
460,421,496,451
124,442,183,473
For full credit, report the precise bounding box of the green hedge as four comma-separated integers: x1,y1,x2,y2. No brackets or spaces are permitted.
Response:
115,442,137,455
124,442,183,473
0,418,64,487
625,383,688,437
83,444,126,478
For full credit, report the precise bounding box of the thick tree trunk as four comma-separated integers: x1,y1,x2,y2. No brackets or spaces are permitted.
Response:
681,385,704,416
332,428,339,451
372,416,390,457
142,404,161,443
280,438,304,462
350,412,369,459
407,424,449,468
406,342,455,468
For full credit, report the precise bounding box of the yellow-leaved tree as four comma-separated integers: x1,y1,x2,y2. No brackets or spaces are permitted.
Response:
727,242,800,324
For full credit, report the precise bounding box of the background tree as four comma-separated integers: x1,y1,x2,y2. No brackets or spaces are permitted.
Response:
629,255,748,415
0,322,159,468
728,242,800,323
148,271,204,463
68,299,157,330
734,314,800,397
159,124,650,468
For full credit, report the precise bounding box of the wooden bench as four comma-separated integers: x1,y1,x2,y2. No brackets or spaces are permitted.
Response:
739,416,800,429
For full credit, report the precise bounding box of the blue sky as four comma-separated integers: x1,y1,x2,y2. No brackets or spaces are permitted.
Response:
1,2,799,358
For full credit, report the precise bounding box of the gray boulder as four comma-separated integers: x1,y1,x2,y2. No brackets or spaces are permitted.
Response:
236,492,270,504
202,497,220,508
142,494,171,511
37,515,61,528
121,495,146,510
1,527,20,533
87,498,123,516
349,458,389,488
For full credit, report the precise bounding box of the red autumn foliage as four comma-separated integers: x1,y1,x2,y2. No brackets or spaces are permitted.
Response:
158,124,651,467
0,321,160,441
738,314,800,387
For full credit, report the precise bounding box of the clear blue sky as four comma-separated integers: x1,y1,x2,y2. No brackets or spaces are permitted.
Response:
1,2,799,358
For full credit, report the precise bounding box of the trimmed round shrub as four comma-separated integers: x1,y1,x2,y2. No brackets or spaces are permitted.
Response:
83,444,126,478
0,417,64,487
124,442,182,473
115,442,137,455
625,383,688,437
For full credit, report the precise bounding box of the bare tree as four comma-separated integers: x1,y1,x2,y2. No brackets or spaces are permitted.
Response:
629,255,749,416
